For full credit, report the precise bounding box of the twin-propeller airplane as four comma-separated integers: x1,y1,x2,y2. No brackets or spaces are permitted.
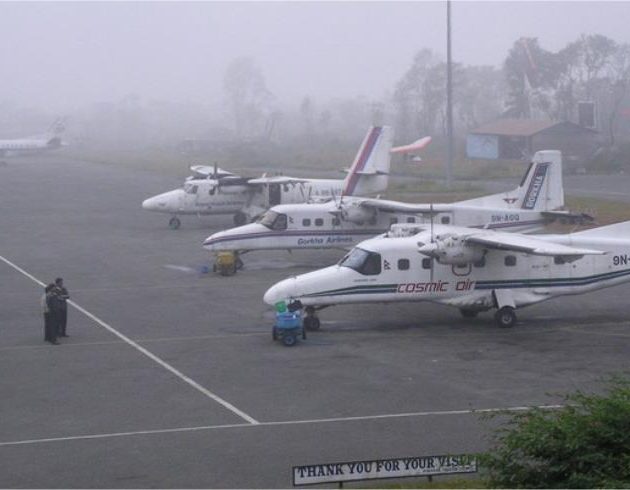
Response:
203,150,591,272
142,126,396,229
263,218,630,330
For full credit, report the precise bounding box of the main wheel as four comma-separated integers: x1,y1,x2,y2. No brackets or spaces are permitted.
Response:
495,306,517,328
302,329,307,340
304,316,320,331
168,217,181,229
282,334,297,347
272,327,278,341
233,212,247,226
460,308,478,318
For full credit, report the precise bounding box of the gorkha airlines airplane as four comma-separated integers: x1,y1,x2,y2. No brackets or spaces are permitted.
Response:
142,126,394,229
262,218,630,330
203,150,590,270
0,118,65,158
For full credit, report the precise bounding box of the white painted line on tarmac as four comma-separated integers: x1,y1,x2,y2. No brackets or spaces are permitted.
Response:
0,404,564,447
0,332,268,352
0,254,259,426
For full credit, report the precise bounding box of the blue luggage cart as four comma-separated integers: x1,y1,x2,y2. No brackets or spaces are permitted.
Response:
273,310,305,347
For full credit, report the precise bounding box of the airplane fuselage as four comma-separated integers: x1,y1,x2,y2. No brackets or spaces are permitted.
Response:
142,177,346,217
263,228,630,313
203,200,552,253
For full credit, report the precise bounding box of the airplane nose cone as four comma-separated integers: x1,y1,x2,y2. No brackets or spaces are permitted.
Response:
203,231,226,250
264,277,297,306
142,197,158,211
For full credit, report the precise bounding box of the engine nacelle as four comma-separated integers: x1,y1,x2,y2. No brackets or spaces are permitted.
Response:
341,203,377,224
418,235,485,266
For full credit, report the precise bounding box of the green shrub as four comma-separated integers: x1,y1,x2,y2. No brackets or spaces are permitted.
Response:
480,376,630,488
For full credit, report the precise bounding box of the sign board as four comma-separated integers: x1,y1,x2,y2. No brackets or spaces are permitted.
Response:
293,454,477,486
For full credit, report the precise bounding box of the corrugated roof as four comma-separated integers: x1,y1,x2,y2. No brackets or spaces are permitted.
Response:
470,119,596,137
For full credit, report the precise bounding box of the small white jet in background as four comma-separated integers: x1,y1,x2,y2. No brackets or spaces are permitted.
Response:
203,150,590,272
262,218,630,331
142,126,395,229
0,118,66,158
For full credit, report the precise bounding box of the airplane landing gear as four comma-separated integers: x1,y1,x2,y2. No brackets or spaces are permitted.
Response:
495,306,516,328
169,216,181,229
233,211,247,226
303,306,321,331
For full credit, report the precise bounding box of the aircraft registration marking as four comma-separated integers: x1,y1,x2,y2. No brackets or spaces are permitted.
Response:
491,214,521,223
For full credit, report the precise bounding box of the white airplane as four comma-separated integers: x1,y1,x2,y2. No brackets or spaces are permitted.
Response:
142,126,394,229
263,218,630,330
203,151,590,270
0,118,66,158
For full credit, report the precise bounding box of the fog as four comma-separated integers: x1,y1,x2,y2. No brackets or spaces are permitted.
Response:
2,1,630,148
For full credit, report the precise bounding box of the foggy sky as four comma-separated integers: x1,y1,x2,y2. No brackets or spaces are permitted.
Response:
2,1,630,113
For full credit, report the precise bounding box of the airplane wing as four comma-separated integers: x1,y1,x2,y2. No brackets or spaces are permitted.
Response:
461,230,605,258
356,198,451,214
246,176,310,185
541,210,595,224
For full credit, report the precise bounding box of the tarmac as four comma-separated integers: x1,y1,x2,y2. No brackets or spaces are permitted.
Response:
0,153,629,488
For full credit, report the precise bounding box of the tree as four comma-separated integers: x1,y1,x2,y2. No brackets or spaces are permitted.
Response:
223,57,275,139
481,376,630,488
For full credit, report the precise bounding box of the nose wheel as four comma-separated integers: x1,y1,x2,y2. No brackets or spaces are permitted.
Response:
303,306,321,331
168,216,181,229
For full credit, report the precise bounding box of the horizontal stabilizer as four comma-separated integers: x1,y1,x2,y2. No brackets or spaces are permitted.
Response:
390,136,432,154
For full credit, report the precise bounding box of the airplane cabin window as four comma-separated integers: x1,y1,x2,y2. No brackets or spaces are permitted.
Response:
422,258,432,269
505,255,517,266
315,218,324,227
406,217,416,223
398,258,410,270
339,248,381,275
302,219,311,226
441,216,450,224
390,217,398,225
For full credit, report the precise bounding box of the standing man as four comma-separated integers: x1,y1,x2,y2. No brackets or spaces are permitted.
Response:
54,277,70,337
42,284,59,345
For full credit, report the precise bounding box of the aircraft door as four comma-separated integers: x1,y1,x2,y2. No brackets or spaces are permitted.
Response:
268,184,282,206
195,182,215,207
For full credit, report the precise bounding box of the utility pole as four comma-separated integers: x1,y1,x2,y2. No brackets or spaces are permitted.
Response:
446,0,454,189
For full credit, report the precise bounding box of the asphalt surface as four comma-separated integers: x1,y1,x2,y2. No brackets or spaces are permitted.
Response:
1,153,629,488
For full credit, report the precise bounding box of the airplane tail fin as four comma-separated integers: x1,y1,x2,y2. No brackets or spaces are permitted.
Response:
341,125,393,197
47,117,66,136
460,150,564,211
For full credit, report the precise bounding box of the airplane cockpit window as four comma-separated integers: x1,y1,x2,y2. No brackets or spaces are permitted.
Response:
339,247,382,275
259,210,287,231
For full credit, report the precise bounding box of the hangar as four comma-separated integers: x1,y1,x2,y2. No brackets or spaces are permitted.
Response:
466,119,598,168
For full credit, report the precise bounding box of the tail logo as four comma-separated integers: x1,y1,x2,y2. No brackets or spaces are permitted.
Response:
522,162,550,209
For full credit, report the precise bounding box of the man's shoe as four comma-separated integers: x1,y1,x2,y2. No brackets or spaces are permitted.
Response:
60,334,69,337
51,341,60,345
